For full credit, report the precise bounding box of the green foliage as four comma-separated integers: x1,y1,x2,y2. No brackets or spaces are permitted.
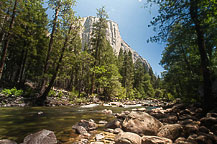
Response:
48,90,56,97
1,87,23,97
148,0,217,108
154,89,163,98
167,93,175,101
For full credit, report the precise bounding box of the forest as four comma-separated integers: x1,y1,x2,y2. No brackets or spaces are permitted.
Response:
0,0,217,112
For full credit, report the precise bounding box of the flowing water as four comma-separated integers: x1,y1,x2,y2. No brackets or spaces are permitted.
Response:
0,104,144,143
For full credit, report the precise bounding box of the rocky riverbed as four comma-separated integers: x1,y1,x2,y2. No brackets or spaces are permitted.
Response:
70,102,217,144
1,100,217,144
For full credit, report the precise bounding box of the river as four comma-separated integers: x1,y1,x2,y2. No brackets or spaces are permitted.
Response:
0,104,146,143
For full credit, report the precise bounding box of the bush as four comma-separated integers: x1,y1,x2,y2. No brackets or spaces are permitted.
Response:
1,87,23,97
167,93,175,101
48,89,56,97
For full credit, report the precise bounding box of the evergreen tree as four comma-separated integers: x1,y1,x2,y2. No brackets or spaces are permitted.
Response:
38,0,77,104
0,0,18,80
122,50,134,98
90,6,108,94
147,0,217,111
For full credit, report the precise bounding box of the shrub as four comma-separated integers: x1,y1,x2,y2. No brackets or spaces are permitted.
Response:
1,87,23,97
48,89,56,97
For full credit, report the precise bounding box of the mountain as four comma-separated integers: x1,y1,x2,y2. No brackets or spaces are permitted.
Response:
79,16,151,70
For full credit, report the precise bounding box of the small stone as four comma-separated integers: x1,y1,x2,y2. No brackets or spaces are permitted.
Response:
0,139,17,144
95,134,105,141
90,142,104,144
113,128,123,134
98,120,108,125
72,125,87,134
37,111,43,115
105,128,114,133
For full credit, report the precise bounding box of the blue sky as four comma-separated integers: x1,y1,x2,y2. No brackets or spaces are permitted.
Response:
73,0,165,76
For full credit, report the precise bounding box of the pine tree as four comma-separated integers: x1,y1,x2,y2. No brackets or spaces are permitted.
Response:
90,6,108,94
0,0,18,80
38,0,77,104
122,50,134,98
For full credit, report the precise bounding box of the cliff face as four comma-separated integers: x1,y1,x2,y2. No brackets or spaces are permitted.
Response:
80,16,151,70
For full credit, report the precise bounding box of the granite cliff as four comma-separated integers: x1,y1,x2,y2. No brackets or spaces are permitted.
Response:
80,16,151,70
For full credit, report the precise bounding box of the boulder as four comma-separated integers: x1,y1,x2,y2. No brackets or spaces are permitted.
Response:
212,124,217,135
142,136,172,144
72,125,88,134
174,137,189,144
0,139,17,144
178,119,193,125
200,117,217,130
22,129,57,144
102,109,112,115
199,126,210,134
75,119,98,131
187,134,198,143
171,104,186,112
105,119,122,129
159,115,178,124
157,124,183,140
206,113,217,118
183,124,199,136
115,132,141,144
122,111,162,135
179,114,196,121
195,135,212,144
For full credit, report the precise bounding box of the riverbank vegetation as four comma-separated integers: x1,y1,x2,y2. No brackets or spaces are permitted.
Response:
0,0,217,112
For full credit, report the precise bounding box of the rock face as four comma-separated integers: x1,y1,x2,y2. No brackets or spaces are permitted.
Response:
80,16,151,70
22,129,57,144
122,111,163,136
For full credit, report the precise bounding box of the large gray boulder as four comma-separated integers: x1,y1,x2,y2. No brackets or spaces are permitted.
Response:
22,129,57,144
0,139,17,144
142,136,172,144
157,124,183,141
122,111,163,135
115,132,141,144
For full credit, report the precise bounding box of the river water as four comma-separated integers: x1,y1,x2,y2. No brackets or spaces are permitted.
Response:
0,104,145,143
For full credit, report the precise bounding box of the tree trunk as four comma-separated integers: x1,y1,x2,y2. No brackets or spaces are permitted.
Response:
14,49,25,83
40,5,60,93
38,23,73,105
19,49,28,84
0,0,18,80
190,0,213,112
0,9,9,44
